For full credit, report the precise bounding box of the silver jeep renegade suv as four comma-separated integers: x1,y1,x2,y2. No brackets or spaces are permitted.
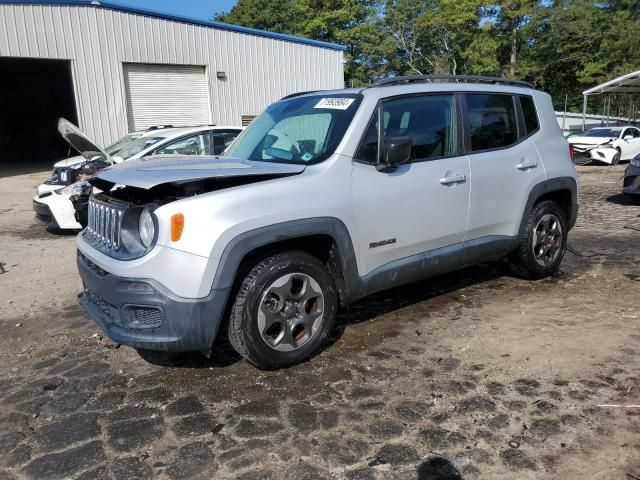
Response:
73,75,578,369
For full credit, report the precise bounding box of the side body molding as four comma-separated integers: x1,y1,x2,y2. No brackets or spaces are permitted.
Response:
211,217,364,303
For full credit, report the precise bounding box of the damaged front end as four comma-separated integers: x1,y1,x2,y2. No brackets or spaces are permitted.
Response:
76,156,306,353
88,155,306,206
80,155,305,259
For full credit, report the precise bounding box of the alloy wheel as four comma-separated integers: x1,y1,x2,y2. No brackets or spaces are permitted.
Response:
532,213,563,267
257,273,325,352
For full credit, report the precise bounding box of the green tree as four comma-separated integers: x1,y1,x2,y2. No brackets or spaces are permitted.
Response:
384,0,497,76
488,0,538,78
216,0,640,104
518,0,640,111
214,0,297,33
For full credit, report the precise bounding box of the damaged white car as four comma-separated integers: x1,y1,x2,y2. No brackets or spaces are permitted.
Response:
568,126,640,165
33,121,243,230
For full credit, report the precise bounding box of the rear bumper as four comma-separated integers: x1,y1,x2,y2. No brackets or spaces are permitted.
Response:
76,250,229,352
623,165,640,194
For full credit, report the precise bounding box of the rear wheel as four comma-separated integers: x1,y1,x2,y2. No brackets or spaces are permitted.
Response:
228,251,337,369
508,200,567,280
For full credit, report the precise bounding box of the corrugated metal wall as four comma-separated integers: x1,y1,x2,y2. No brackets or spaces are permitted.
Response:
0,4,344,146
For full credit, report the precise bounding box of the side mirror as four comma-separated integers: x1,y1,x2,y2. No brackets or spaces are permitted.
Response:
624,134,633,141
377,136,412,172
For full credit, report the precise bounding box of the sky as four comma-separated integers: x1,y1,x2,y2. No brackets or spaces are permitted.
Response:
109,0,238,22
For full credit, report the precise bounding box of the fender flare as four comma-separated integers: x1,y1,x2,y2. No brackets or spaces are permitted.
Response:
211,217,363,303
517,176,578,239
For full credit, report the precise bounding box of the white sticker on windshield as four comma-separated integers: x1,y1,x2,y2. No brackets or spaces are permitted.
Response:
314,98,355,110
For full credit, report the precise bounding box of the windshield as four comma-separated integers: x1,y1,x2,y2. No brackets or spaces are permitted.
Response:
225,94,362,164
583,128,621,138
105,133,141,155
113,136,166,159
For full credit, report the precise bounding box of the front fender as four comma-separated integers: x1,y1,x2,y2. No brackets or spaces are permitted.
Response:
204,217,363,303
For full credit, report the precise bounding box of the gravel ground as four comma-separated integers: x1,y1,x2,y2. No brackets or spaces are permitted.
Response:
0,165,639,480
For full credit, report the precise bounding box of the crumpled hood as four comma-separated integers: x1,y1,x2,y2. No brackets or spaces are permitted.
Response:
94,155,306,189
568,136,615,146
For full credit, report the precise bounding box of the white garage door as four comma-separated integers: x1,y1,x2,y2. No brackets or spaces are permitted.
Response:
123,64,210,131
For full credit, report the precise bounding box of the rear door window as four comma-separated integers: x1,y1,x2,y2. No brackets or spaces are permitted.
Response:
466,94,518,151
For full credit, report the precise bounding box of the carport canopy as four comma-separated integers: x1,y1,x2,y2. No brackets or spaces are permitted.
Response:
581,69,640,129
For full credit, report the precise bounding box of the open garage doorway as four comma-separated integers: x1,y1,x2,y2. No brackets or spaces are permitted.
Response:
0,57,78,175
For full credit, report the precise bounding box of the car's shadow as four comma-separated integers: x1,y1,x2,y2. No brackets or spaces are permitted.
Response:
323,262,506,352
46,226,81,236
136,338,242,368
606,192,640,206
140,261,509,369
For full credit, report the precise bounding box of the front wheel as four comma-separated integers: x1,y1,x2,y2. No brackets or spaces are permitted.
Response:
228,251,337,369
612,150,621,165
508,200,568,280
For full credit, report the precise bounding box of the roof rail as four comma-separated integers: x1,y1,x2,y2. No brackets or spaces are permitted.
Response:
280,90,322,100
370,75,534,89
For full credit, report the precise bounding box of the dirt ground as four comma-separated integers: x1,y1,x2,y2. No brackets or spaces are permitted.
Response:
1,165,639,480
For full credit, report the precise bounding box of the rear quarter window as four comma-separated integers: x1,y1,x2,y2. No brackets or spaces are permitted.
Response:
519,96,539,136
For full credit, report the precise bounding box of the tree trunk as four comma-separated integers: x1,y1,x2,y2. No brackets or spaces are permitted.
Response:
509,26,517,78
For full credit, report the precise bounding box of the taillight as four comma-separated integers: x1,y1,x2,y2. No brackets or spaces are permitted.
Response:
569,144,574,161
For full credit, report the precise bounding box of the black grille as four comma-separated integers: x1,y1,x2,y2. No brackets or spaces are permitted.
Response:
129,307,162,329
624,176,636,187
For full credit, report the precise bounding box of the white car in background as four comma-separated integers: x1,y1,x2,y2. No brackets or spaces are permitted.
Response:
568,126,640,165
33,124,243,230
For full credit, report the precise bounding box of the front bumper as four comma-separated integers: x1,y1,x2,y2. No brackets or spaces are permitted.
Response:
33,199,59,228
623,165,640,194
572,146,617,165
33,191,82,230
76,250,229,352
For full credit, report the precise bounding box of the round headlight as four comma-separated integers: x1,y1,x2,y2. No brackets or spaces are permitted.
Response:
138,208,155,248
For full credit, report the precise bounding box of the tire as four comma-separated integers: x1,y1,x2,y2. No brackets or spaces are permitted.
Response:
612,150,621,165
228,251,338,369
508,200,568,280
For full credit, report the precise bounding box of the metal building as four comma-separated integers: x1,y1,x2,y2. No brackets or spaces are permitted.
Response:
0,0,345,168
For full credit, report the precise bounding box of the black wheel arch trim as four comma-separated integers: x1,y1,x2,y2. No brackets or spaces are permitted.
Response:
211,217,364,304
517,176,578,241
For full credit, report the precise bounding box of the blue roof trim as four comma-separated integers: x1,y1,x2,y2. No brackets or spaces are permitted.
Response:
0,0,348,51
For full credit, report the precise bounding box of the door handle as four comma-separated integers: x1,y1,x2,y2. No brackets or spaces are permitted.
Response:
439,173,467,185
516,158,538,170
